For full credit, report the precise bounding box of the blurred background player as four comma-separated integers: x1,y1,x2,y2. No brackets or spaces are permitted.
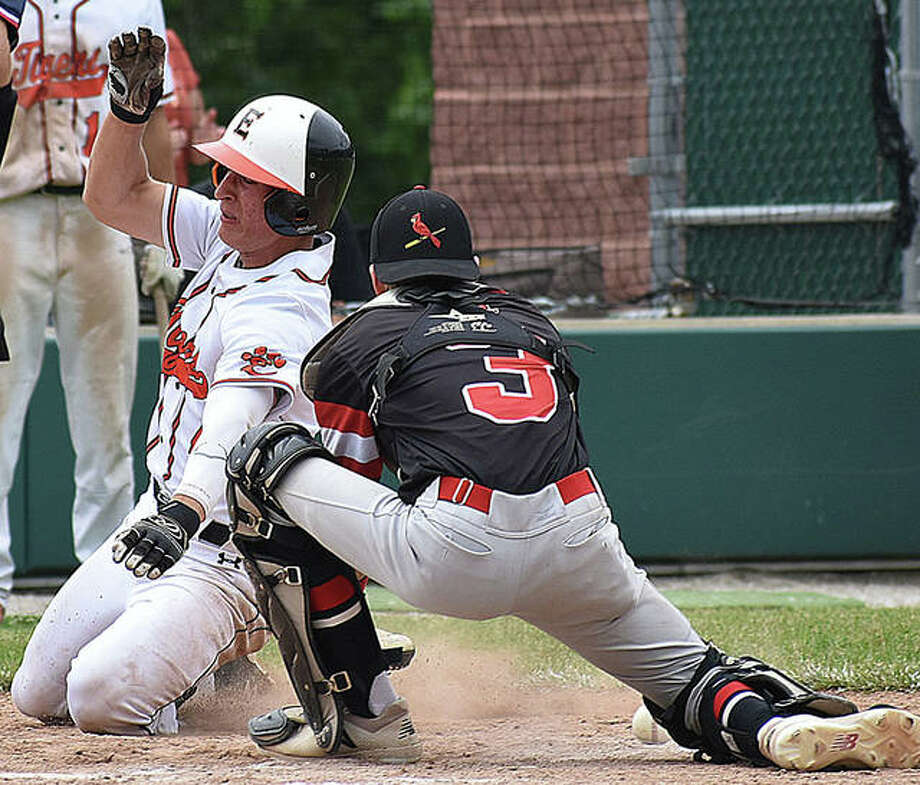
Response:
0,1,174,624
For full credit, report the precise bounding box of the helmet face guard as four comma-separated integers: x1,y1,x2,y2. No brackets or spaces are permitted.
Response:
197,95,355,236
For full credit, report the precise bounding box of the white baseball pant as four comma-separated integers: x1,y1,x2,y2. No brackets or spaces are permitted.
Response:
11,490,269,734
0,193,137,605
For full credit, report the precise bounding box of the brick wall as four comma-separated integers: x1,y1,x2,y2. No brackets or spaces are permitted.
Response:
430,1,651,303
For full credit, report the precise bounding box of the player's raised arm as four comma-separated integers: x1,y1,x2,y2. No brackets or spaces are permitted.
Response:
83,27,168,245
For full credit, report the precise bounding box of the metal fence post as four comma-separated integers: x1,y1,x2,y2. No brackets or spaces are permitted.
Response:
646,0,684,292
901,0,920,311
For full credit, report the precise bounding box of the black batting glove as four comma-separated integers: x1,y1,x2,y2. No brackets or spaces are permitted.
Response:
106,27,165,124
112,500,200,579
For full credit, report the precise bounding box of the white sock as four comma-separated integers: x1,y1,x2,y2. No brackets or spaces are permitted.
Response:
368,672,398,716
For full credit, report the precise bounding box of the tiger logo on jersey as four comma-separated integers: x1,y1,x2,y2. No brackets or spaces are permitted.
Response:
241,346,286,376
162,320,208,399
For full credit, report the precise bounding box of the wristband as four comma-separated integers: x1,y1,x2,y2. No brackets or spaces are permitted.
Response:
109,82,162,125
160,498,202,539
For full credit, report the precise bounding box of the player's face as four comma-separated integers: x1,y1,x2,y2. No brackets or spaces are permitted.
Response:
213,168,285,264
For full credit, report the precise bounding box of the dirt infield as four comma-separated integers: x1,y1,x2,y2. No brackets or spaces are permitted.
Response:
1,643,918,785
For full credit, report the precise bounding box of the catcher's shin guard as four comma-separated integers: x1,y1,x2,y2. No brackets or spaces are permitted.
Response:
645,645,858,765
233,519,388,755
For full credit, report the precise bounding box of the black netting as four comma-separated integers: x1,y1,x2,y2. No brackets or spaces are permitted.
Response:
430,0,917,315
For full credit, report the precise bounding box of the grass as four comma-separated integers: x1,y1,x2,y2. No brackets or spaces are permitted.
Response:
0,615,41,692
369,606,920,692
2,587,918,694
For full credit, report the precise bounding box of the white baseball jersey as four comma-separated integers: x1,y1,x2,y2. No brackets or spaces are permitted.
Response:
152,184,334,527
0,0,173,196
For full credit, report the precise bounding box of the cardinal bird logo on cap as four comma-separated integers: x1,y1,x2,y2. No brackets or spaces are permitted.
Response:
406,212,445,249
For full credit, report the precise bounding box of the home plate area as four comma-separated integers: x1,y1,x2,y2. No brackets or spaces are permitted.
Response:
2,644,919,785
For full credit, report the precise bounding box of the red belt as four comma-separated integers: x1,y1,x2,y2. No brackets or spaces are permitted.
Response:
437,469,597,514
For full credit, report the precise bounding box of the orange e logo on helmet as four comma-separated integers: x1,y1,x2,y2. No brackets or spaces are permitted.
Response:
233,107,264,139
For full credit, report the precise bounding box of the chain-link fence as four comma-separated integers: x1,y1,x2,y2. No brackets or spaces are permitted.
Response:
158,1,917,317
430,0,917,315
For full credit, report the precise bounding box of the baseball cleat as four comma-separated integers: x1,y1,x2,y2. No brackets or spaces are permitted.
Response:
377,627,416,670
758,707,920,770
249,697,422,763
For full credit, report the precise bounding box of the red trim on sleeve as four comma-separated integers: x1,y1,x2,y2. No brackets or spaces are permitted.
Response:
165,186,181,265
161,397,187,482
182,280,211,302
0,7,20,26
293,268,330,285
314,400,375,437
309,575,356,612
337,454,383,480
214,285,246,298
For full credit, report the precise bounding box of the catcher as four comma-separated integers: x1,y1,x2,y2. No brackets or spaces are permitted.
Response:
223,185,920,770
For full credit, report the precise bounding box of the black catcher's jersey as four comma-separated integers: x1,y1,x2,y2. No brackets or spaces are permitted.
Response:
310,284,590,503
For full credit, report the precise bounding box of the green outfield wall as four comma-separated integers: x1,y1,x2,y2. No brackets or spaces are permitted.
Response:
10,317,920,578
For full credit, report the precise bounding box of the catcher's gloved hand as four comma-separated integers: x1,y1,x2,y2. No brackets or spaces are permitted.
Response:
139,244,184,301
112,500,201,579
107,27,165,124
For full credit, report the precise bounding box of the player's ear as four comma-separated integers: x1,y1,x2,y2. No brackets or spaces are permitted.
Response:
369,265,387,296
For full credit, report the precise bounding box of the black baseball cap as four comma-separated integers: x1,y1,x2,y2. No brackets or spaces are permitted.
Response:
369,185,480,284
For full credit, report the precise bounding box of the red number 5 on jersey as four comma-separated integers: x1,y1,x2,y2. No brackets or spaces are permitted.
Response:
462,350,559,424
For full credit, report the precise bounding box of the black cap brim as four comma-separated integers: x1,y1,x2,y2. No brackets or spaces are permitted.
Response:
374,256,480,284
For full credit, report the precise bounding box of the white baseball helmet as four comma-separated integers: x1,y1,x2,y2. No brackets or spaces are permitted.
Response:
194,94,355,235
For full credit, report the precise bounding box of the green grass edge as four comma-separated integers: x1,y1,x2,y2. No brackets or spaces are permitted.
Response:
2,588,918,693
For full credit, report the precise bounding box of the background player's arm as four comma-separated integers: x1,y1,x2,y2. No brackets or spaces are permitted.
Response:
0,21,10,84
0,3,23,167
